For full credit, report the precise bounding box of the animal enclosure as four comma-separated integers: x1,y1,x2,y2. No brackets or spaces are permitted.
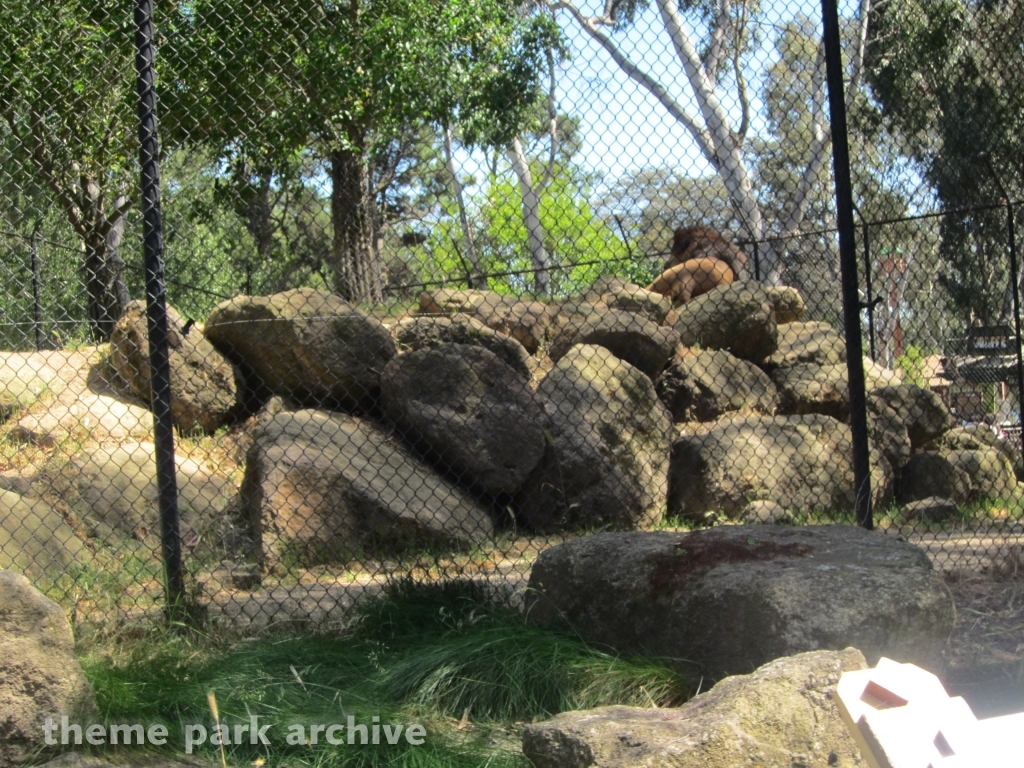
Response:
0,0,1022,633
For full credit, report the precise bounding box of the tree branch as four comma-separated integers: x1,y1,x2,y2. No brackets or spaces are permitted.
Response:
704,0,730,89
7,107,87,238
550,0,719,167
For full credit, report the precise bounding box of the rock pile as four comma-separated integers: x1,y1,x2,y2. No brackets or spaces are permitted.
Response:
90,278,1013,565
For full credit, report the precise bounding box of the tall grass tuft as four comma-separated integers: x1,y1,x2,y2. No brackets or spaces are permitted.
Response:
82,578,692,767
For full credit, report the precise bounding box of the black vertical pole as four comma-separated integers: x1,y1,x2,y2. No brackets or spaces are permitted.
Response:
821,0,873,530
862,221,876,361
134,0,185,608
30,220,43,351
752,240,761,281
1006,203,1024,459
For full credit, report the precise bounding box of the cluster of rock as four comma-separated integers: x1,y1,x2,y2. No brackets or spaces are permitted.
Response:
105,277,1019,564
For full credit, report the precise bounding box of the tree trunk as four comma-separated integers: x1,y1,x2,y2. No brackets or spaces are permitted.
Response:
329,146,383,304
507,137,550,296
82,217,130,341
444,127,485,288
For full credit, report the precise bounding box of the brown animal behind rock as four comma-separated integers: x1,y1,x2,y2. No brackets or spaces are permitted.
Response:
647,257,735,306
667,226,748,281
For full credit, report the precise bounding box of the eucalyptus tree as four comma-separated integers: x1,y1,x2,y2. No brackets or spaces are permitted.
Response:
546,0,872,284
0,0,140,340
167,0,559,305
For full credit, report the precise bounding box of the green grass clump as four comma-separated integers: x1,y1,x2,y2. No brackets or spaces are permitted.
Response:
78,578,692,768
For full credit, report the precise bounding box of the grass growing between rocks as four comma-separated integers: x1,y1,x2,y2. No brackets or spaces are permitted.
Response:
78,579,692,768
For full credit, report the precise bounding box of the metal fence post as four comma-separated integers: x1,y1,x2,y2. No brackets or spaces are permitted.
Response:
821,0,873,530
134,0,186,609
1006,202,1024,458
30,219,42,351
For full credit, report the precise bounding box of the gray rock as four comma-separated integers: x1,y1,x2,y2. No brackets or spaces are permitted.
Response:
577,276,635,303
928,425,1024,482
515,345,671,532
899,496,960,523
548,310,680,381
523,648,868,768
946,447,1017,501
764,321,846,369
898,446,1014,505
773,362,850,419
111,300,239,434
12,395,153,448
380,344,547,495
898,452,972,504
0,470,35,496
867,400,912,475
867,385,954,449
668,414,893,521
602,285,674,325
0,491,88,579
673,281,778,363
418,289,556,354
525,527,954,680
0,570,97,767
242,409,494,566
656,348,778,423
740,499,795,524
391,315,532,380
57,444,236,553
766,285,806,324
205,287,396,409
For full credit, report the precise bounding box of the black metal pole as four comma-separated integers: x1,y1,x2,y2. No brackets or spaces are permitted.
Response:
862,220,876,361
30,220,43,351
134,0,185,608
752,240,761,281
821,0,873,530
1006,203,1024,460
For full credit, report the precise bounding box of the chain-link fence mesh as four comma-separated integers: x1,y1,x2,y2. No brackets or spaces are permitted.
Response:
1,0,1022,635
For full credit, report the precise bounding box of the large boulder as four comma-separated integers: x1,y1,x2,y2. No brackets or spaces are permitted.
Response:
898,452,972,504
772,358,900,422
867,385,954,449
111,300,239,434
928,425,1024,481
656,348,778,423
55,444,236,552
773,363,850,419
602,284,673,325
548,310,680,380
515,345,671,532
525,527,954,680
867,401,912,476
0,570,97,767
391,315,532,380
766,285,806,324
204,288,396,409
764,321,846,369
0,491,88,579
418,289,556,354
523,649,868,768
668,414,893,521
672,282,778,363
380,344,547,495
241,409,494,566
12,395,153,448
946,448,1017,501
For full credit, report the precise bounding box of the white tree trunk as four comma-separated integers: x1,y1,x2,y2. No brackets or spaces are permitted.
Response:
550,0,874,286
443,127,485,288
507,136,550,295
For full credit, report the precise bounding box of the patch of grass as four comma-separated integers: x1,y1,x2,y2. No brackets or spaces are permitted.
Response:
79,579,692,768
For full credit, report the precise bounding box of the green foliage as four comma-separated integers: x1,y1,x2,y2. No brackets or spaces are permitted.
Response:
83,579,691,768
864,0,1024,327
406,156,630,297
895,344,934,388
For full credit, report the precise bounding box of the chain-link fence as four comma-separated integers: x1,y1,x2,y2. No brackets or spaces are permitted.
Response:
1,0,1022,635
